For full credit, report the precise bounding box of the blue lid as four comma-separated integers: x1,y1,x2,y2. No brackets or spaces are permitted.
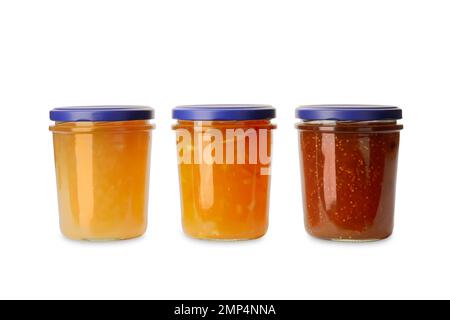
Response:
50,106,154,122
172,105,276,121
296,105,402,121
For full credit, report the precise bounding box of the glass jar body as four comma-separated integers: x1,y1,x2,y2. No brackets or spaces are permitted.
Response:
297,120,402,241
174,120,275,240
50,120,153,240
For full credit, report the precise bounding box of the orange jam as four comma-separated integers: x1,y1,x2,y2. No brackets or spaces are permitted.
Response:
296,105,403,241
172,105,276,240
49,107,154,240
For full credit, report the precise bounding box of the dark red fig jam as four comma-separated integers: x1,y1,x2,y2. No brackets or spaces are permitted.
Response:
296,106,403,241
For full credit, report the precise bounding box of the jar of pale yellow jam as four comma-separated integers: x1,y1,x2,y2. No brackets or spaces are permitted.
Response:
49,106,154,241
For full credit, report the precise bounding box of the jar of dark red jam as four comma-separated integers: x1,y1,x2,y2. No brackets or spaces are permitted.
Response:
296,105,403,242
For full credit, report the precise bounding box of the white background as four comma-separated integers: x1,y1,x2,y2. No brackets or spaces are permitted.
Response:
0,0,448,300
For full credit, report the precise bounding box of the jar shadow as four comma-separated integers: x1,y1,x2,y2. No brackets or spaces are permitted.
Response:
59,234,148,246
305,233,395,246
181,232,268,247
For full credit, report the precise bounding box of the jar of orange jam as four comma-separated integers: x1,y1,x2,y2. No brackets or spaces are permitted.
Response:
49,106,154,241
172,105,276,240
296,105,403,241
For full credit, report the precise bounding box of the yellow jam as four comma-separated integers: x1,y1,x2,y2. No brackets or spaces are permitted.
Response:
50,120,153,240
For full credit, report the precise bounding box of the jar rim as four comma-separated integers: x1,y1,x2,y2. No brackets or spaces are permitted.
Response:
296,120,403,133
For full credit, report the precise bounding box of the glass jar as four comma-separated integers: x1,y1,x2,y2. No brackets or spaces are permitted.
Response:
49,106,154,240
296,105,403,241
172,105,276,240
